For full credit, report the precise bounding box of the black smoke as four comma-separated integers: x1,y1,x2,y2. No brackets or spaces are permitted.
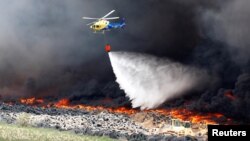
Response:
163,0,250,122
191,0,250,122
0,0,207,99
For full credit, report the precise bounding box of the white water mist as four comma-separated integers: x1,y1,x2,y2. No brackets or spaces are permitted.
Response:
109,51,209,110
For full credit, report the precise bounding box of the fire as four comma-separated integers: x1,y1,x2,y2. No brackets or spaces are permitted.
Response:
20,97,44,105
224,91,236,100
53,100,137,115
153,109,224,125
16,97,231,124
54,98,70,108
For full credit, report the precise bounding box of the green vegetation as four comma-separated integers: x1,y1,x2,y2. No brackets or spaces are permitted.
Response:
0,122,116,141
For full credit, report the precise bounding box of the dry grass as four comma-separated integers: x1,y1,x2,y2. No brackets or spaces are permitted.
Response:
0,122,116,141
15,112,31,127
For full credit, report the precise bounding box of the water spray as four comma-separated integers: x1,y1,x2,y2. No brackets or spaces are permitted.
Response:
109,51,209,110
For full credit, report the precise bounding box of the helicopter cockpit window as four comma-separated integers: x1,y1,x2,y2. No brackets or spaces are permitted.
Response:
96,25,100,28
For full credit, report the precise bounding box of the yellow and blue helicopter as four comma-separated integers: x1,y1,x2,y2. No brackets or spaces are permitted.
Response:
82,10,125,33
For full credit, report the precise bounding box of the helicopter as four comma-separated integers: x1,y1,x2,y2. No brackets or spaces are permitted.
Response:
82,10,125,33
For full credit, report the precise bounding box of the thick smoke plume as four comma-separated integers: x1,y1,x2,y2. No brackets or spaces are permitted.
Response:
202,0,250,64
190,0,250,122
0,0,202,99
109,52,209,110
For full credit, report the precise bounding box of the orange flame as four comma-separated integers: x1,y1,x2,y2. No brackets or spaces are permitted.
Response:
17,97,232,124
52,99,137,115
20,97,44,105
54,98,70,108
153,109,224,125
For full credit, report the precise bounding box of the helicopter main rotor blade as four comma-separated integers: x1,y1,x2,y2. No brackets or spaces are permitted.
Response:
102,10,115,19
86,21,96,25
103,17,120,20
82,17,100,20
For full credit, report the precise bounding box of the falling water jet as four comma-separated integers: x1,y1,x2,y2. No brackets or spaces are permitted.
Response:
109,51,209,110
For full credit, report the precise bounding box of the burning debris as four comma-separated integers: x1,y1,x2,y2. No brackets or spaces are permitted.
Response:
54,98,70,108
20,97,44,105
0,99,236,141
10,97,233,125
0,102,215,140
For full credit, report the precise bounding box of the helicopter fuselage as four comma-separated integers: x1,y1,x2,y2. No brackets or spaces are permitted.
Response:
90,19,125,32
